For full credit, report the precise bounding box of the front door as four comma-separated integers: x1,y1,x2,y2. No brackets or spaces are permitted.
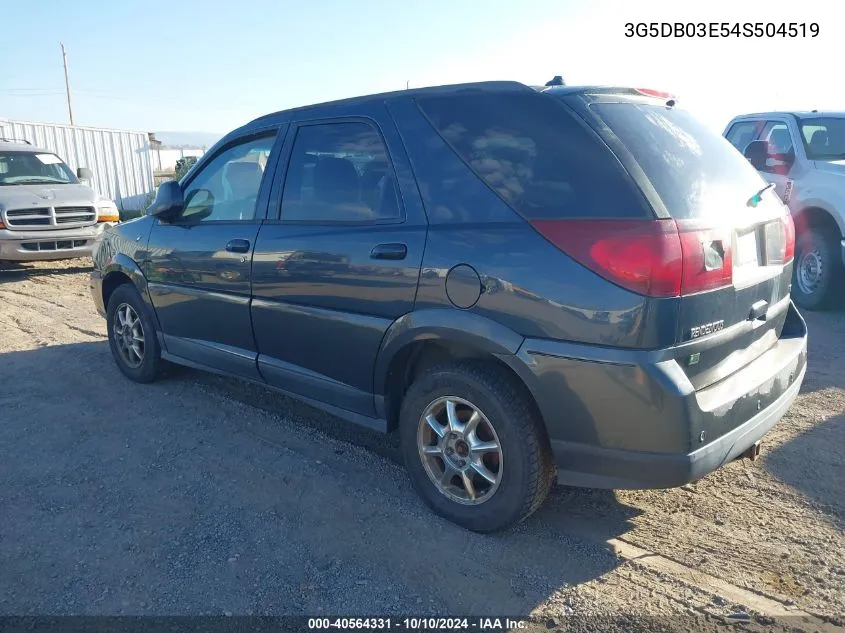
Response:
251,113,427,417
726,118,797,204
145,131,281,379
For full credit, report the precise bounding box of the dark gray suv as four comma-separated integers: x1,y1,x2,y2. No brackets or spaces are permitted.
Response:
91,82,808,532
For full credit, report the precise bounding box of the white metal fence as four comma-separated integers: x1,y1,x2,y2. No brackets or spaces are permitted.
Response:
0,118,155,211
153,147,206,172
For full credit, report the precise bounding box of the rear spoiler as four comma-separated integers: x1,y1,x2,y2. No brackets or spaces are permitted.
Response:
533,85,678,105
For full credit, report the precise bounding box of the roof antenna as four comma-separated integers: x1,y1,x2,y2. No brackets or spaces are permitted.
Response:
545,75,565,87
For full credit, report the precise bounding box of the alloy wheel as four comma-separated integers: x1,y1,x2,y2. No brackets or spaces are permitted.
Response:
416,396,503,505
113,303,145,369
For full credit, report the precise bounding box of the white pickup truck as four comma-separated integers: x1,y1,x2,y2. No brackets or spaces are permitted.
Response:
724,112,845,309
0,139,119,263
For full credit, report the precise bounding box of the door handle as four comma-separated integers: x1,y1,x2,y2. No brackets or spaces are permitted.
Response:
370,243,407,260
225,239,251,254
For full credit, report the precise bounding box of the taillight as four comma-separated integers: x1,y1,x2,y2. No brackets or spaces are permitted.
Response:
530,219,733,298
766,213,796,265
783,213,795,262
677,221,733,294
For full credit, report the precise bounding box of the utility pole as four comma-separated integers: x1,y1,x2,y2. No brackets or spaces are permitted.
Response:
406,80,409,90
60,42,74,126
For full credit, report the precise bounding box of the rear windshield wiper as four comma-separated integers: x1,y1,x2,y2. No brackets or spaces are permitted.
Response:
747,182,775,207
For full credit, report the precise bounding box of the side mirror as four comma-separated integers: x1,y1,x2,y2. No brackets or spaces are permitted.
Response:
777,150,795,168
77,167,93,180
743,140,770,171
147,180,184,219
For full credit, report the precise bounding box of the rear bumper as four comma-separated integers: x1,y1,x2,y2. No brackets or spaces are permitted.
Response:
0,224,109,261
548,362,804,488
515,300,808,489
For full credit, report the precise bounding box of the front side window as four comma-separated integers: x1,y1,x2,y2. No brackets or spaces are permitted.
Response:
761,122,794,155
725,121,762,154
279,122,401,223
800,117,845,160
180,135,276,222
756,121,796,175
0,152,77,186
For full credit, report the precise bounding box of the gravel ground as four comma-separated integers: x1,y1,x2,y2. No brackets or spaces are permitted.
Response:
0,258,843,632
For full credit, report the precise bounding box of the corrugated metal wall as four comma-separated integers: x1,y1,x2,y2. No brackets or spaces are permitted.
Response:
0,118,154,211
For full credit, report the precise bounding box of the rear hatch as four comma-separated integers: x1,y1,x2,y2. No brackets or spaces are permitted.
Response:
563,91,796,389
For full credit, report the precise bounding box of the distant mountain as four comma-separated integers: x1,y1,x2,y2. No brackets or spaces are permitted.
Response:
153,131,223,148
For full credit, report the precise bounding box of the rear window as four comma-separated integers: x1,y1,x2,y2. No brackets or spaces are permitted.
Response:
416,93,649,220
590,103,767,220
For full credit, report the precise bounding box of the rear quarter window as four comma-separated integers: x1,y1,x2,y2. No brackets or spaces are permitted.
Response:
416,93,650,220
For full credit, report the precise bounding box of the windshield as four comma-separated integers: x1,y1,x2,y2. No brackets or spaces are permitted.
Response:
799,117,845,160
0,151,78,186
587,102,769,220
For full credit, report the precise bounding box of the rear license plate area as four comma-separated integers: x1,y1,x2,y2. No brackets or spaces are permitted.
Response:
735,229,762,269
732,224,779,289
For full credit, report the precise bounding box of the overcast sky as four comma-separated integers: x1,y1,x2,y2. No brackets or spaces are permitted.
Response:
1,0,840,136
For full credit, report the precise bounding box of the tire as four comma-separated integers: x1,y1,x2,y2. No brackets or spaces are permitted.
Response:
399,360,554,533
792,227,844,311
106,283,166,383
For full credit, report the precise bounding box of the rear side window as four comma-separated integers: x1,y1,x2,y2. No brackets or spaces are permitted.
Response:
280,122,401,223
416,93,648,219
800,117,845,160
591,103,767,220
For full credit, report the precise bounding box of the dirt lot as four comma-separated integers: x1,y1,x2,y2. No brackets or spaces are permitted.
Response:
1,259,843,631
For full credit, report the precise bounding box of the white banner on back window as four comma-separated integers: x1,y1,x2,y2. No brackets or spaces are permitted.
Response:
35,154,62,165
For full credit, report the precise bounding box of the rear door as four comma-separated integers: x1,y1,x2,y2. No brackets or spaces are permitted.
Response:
582,100,794,389
250,106,427,417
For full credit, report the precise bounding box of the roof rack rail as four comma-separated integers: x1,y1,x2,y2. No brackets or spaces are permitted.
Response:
0,137,32,145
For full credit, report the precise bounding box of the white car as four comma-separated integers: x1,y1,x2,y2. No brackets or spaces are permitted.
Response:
724,112,845,309
0,139,119,262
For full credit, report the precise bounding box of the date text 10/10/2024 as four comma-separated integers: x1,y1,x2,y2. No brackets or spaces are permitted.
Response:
308,618,527,630
625,22,819,38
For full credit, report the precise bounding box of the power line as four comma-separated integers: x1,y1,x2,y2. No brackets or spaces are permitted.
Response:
0,88,255,117
0,87,64,92
0,92,64,97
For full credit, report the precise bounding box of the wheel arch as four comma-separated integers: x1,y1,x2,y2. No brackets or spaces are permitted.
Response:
374,309,543,432
793,202,844,239
101,254,158,325
791,203,845,309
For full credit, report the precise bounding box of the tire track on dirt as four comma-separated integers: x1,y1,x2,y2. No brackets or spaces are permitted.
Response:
0,287,69,309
